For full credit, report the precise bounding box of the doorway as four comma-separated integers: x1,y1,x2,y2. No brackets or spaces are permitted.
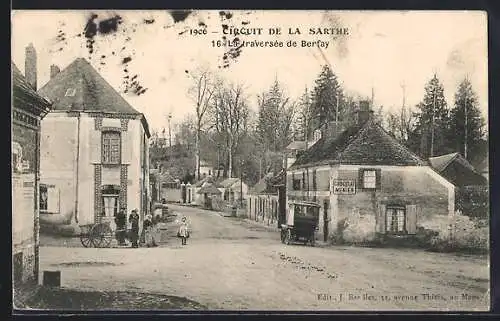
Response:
101,185,120,229
323,200,329,242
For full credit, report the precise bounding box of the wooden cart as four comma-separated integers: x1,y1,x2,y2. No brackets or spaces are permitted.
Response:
79,222,114,248
280,201,320,246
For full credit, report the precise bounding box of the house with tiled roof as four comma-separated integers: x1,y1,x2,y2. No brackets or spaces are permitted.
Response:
35,49,151,235
287,101,456,244
429,152,487,187
219,177,248,204
12,48,52,288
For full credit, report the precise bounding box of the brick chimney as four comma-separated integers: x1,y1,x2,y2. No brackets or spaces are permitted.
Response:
356,100,373,125
25,43,37,90
50,65,60,79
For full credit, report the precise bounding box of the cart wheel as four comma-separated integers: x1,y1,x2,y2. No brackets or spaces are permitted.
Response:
285,229,292,245
91,223,113,248
80,234,92,248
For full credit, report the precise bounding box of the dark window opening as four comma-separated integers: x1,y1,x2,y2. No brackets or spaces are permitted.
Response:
386,206,406,234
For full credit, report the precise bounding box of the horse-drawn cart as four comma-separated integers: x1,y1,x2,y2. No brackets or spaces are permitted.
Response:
79,222,114,248
280,201,320,246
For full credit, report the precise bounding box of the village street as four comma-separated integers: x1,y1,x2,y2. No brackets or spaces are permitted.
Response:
39,204,489,311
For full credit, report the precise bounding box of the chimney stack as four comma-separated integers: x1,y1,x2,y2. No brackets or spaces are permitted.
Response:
25,43,37,90
356,100,373,125
50,65,60,79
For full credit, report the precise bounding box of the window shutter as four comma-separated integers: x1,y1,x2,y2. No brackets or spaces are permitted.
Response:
89,130,101,163
122,131,133,164
376,169,382,190
358,168,364,188
47,186,60,213
376,203,386,233
406,204,417,234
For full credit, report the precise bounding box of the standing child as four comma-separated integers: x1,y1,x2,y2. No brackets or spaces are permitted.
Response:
177,217,189,245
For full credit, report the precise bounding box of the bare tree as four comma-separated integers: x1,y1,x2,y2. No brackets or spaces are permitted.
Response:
187,67,215,180
212,80,249,178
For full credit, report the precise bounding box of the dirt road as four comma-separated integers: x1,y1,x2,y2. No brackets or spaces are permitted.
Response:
39,204,490,311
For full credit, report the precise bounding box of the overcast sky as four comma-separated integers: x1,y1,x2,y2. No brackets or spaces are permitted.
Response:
12,10,488,132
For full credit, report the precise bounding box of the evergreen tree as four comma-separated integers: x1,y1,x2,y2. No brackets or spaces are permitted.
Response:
293,87,313,141
408,74,450,158
310,65,343,131
448,77,486,161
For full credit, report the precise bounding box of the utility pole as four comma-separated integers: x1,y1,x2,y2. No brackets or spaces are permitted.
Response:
401,82,407,141
240,158,243,207
167,112,172,147
464,77,468,160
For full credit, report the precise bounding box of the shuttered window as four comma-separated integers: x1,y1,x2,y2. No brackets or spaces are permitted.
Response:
102,131,121,164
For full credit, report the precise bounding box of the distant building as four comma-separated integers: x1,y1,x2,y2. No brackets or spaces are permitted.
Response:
12,51,52,286
219,177,249,203
429,152,487,187
284,129,322,169
199,159,215,177
37,54,151,234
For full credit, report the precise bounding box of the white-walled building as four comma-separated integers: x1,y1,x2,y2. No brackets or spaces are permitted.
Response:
38,57,151,234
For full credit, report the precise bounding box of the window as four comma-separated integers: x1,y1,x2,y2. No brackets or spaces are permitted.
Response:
102,131,121,164
360,168,380,190
386,206,406,234
302,172,306,190
39,184,60,213
65,88,76,97
12,142,22,173
292,179,301,190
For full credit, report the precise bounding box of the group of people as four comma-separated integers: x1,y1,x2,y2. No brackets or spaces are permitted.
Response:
114,207,190,248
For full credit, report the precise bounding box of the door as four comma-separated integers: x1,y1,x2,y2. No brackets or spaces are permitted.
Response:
102,194,119,230
323,200,329,242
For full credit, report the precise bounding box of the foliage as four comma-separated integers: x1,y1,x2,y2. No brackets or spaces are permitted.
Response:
448,77,487,161
310,65,344,130
456,186,489,219
407,74,451,158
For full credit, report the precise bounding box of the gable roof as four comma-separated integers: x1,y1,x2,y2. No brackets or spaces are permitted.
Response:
429,153,460,172
197,183,222,195
220,178,240,188
193,176,222,188
12,62,52,115
286,141,308,151
38,58,140,114
290,118,426,169
429,152,487,187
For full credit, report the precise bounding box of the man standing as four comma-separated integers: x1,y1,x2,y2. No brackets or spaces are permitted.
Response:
129,209,140,248
114,207,127,246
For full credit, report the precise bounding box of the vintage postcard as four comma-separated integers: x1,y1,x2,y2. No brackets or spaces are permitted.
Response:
11,10,490,312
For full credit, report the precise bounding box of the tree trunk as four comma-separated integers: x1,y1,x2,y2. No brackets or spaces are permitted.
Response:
195,127,200,180
228,143,233,178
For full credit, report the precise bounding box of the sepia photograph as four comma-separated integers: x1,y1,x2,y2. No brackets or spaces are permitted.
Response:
11,10,489,311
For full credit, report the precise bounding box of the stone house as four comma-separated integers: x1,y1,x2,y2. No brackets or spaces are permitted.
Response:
287,101,456,243
37,55,151,234
12,52,52,286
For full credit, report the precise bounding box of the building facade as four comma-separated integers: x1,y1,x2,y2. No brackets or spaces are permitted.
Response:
37,55,151,234
287,102,456,243
12,53,51,285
